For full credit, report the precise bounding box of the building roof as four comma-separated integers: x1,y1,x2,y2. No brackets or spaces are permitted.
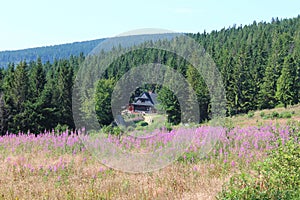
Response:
132,92,157,107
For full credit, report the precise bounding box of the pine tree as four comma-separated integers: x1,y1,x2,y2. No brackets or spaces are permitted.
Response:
36,75,58,131
11,61,30,132
259,32,293,109
186,65,209,122
276,55,297,108
0,92,6,135
56,60,75,129
158,87,181,125
29,57,46,101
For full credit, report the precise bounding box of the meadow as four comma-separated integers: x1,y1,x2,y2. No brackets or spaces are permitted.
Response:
1,114,299,199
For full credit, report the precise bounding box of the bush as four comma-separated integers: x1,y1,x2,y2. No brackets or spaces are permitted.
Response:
271,111,279,119
275,103,285,108
164,122,173,132
137,121,148,127
55,124,69,134
217,137,300,199
279,111,292,119
101,125,122,136
247,111,254,118
224,118,234,130
261,111,293,120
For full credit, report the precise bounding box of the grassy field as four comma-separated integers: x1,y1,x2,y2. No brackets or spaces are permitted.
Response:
225,104,300,127
0,105,299,199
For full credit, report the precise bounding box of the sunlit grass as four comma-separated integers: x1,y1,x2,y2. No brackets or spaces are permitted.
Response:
0,121,297,199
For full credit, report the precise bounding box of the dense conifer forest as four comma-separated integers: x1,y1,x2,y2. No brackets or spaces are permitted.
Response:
1,15,300,134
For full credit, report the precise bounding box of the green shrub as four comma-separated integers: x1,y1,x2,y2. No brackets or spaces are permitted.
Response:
279,111,292,119
137,121,148,127
275,103,285,108
247,111,254,118
217,137,300,200
55,124,69,134
164,122,173,132
262,115,270,120
271,111,279,119
261,111,293,120
224,118,234,130
101,125,122,136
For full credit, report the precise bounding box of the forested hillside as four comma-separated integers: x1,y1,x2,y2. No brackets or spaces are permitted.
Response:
0,15,299,134
0,39,104,68
193,16,300,113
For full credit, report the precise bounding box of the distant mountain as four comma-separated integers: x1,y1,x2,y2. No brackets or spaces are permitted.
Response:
0,33,180,68
0,38,105,68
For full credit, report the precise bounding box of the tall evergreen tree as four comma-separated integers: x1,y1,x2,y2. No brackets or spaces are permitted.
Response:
11,61,30,132
276,55,297,108
56,60,75,129
158,87,181,125
29,57,46,101
186,65,209,122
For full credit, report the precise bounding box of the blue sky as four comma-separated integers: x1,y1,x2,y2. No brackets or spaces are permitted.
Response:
0,0,299,51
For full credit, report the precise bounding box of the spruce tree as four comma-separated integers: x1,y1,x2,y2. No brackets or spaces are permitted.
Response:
276,55,297,108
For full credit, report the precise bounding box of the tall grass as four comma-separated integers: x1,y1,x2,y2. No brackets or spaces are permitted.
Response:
0,123,298,199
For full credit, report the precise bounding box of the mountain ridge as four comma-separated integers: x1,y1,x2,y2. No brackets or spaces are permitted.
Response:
0,38,105,68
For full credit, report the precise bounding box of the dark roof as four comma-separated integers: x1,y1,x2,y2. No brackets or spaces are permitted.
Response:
132,92,157,107
132,101,154,106
149,93,157,104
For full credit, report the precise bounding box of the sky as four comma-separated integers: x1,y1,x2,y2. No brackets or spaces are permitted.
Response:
0,0,299,51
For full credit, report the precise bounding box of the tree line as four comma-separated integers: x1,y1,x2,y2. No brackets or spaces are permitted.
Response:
0,55,84,134
0,15,300,134
0,39,104,68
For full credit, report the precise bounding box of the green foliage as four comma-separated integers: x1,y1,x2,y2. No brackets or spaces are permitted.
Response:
247,111,254,118
0,56,84,135
95,79,115,127
261,111,293,119
276,55,298,108
164,122,173,132
275,103,285,108
55,60,75,129
158,87,181,125
55,124,69,134
0,39,104,68
271,111,279,119
186,65,209,122
101,125,122,136
177,151,199,164
136,121,148,127
279,111,292,118
224,118,234,130
217,137,300,200
2,15,300,134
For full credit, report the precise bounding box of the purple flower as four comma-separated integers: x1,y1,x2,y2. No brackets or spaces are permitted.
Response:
99,167,105,173
231,161,236,167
